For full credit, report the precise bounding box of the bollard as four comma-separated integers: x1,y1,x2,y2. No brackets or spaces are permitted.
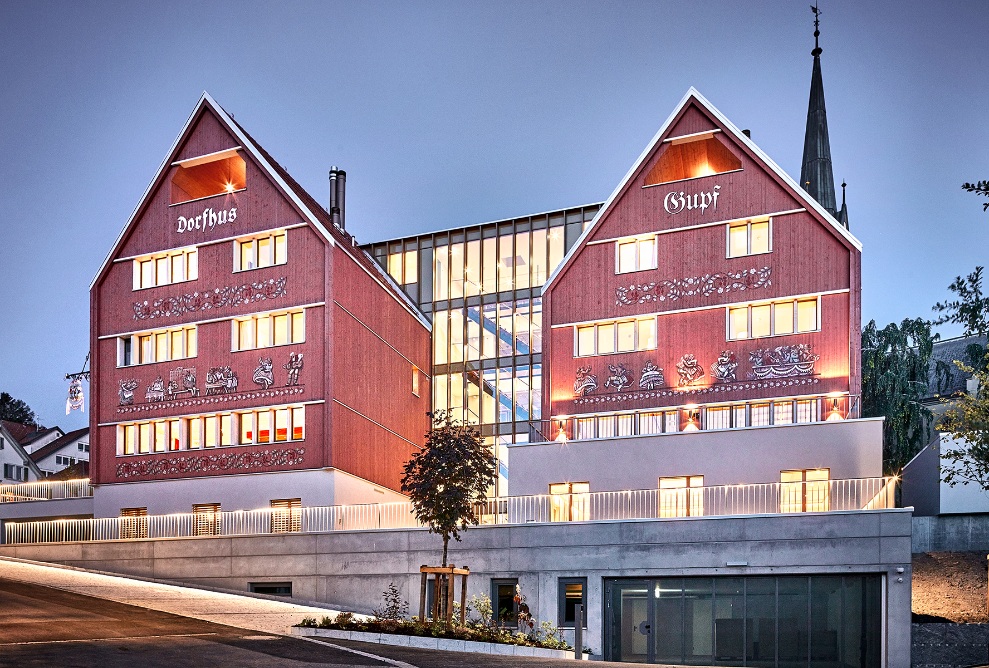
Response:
574,603,583,660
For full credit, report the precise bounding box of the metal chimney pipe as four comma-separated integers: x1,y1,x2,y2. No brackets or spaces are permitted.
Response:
328,167,340,228
336,168,346,231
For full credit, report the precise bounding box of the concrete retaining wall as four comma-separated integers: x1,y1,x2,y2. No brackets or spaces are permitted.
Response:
912,623,989,668
913,514,989,553
0,509,913,666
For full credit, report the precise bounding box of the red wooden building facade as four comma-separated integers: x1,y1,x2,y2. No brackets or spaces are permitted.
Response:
89,94,430,514
542,89,862,436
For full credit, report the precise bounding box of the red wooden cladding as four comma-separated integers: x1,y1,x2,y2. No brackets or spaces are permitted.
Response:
91,103,432,490
543,96,861,421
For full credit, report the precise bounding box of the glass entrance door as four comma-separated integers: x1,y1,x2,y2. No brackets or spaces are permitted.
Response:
607,580,653,663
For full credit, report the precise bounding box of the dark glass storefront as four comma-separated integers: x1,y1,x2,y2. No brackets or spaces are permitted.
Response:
605,575,882,667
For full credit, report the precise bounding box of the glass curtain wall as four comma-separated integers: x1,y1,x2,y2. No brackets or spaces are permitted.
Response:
366,205,599,495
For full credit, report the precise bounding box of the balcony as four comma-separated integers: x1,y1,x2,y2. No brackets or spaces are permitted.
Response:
2,477,895,545
0,479,93,503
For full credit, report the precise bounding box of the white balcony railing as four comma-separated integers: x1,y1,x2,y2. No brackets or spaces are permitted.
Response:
2,477,896,546
0,478,93,504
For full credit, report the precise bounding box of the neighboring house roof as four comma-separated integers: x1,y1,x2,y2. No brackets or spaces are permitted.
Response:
29,427,89,465
926,334,988,399
0,422,44,479
19,426,63,448
46,461,89,481
0,420,45,444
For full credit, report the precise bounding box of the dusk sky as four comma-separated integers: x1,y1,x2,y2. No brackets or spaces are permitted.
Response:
1,1,986,431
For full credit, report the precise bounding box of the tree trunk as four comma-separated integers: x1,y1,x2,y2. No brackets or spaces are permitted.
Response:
442,534,449,568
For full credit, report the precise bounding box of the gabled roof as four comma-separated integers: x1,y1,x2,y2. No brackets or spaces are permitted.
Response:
19,426,63,447
91,92,429,329
0,420,45,444
0,422,44,479
29,427,89,464
543,87,863,293
925,334,988,400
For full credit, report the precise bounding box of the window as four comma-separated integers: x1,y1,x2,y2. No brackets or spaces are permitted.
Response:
232,309,305,351
412,367,420,397
727,219,771,257
119,325,197,366
558,578,588,627
491,578,519,626
234,231,288,271
78,443,90,452
0,437,4,449
192,503,222,536
615,236,657,274
270,498,302,533
575,317,657,357
120,507,148,540
116,405,305,454
170,149,246,204
644,133,742,185
659,475,704,518
727,297,820,340
549,482,590,522
133,247,198,290
3,464,28,481
781,469,830,513
55,456,77,467
387,249,418,285
249,582,293,597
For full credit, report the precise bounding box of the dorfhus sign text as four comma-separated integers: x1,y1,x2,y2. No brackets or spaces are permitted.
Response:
176,205,238,234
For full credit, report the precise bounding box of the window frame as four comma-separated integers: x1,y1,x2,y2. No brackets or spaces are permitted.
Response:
491,578,520,627
557,577,588,628
132,247,199,291
233,230,289,273
574,316,658,357
614,235,658,275
117,325,197,367
725,296,822,342
231,308,306,352
726,218,772,258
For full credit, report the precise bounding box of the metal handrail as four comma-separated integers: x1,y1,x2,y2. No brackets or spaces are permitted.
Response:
2,477,897,546
0,478,93,504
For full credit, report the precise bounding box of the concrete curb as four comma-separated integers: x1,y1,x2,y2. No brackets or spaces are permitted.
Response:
292,626,590,660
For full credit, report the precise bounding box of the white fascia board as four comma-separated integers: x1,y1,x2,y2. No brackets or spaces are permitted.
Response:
543,87,862,294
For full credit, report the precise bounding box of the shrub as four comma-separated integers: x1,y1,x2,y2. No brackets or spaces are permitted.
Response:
373,582,409,621
299,616,317,628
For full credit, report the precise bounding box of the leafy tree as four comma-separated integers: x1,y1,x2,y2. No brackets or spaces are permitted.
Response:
932,266,989,372
938,358,989,488
0,392,37,425
962,180,989,212
861,319,938,474
401,411,496,567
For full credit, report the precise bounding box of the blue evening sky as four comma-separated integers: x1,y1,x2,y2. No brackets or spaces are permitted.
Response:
0,1,986,430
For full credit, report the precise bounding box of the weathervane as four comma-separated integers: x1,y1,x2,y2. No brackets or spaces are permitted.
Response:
811,4,822,56
65,352,90,414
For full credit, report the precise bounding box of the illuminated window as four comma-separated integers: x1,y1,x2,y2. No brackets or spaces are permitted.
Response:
780,469,830,513
170,149,246,205
412,366,420,397
232,309,305,351
133,247,198,289
773,401,794,425
549,482,590,522
192,503,222,536
616,236,657,274
558,578,587,628
270,498,302,533
659,475,704,517
119,325,196,366
575,317,657,357
727,298,820,341
727,219,771,258
644,133,742,185
234,231,287,271
388,249,418,285
796,399,819,423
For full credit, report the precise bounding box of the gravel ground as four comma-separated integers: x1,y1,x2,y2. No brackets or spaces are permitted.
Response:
913,551,988,623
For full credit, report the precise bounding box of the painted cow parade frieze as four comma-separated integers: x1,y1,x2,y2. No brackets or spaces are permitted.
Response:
573,366,599,397
205,366,239,395
284,352,304,386
639,361,665,390
676,354,706,387
252,357,275,389
605,363,633,392
615,267,771,307
748,344,820,379
711,350,739,383
118,379,139,406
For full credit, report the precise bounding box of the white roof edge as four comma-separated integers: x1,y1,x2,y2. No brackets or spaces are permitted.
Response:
90,91,339,291
543,86,862,293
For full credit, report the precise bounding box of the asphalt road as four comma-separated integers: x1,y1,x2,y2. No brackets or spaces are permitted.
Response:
0,577,666,668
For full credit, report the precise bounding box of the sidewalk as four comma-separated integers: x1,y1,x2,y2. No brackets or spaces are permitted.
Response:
0,555,340,635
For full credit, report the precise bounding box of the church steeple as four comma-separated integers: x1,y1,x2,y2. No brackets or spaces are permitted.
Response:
800,4,839,220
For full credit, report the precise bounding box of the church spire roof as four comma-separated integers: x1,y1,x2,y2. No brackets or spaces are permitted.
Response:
800,4,838,218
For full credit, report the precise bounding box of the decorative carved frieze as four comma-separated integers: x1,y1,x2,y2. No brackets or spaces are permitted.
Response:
639,361,665,390
605,363,633,391
118,379,139,406
116,447,306,478
284,352,304,386
615,267,771,306
676,354,705,386
116,386,305,414
253,357,274,389
711,350,739,383
572,376,821,406
132,277,288,321
573,367,598,397
748,344,819,379
205,367,239,395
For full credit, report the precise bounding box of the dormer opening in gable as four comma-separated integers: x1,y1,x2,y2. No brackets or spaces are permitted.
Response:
643,131,742,187
169,147,246,205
